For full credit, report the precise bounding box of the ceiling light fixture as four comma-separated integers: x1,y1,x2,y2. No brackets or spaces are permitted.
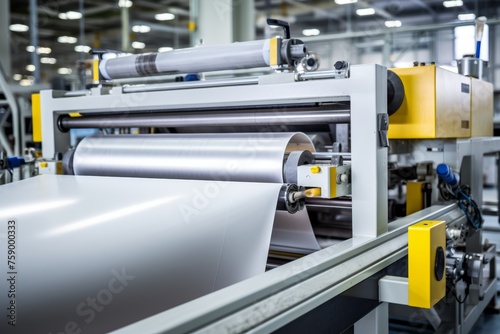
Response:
385,20,402,28
13,74,22,81
58,68,73,75
40,57,57,64
458,13,476,21
58,36,78,44
9,24,29,32
155,13,175,21
74,45,91,53
334,0,358,4
118,0,133,8
356,8,375,16
27,46,52,54
37,47,52,54
26,64,36,72
443,1,463,8
58,11,82,20
158,47,173,52
132,25,151,33
132,41,146,49
20,79,34,86
302,28,320,36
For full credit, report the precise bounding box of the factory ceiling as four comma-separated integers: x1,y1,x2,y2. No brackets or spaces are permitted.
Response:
7,0,500,85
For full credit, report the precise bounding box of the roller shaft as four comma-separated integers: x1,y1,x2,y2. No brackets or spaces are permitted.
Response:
59,109,350,131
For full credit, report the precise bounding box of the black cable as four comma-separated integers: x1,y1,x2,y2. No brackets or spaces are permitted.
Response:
455,186,483,230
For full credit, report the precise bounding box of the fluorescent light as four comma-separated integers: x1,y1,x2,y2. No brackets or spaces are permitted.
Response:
40,57,57,64
443,1,463,8
385,20,402,28
37,47,52,54
155,13,175,21
58,68,72,75
334,0,357,4
132,25,151,33
302,28,320,36
9,24,29,32
13,74,22,81
26,64,36,72
458,13,476,21
20,79,34,86
26,46,51,54
58,11,82,20
118,0,133,8
58,36,78,44
132,41,146,49
158,47,173,52
74,45,91,53
356,8,375,16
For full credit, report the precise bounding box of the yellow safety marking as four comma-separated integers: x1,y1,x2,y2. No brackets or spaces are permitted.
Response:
188,21,196,32
56,161,63,175
69,112,82,117
32,93,42,142
93,59,99,82
39,161,48,168
269,37,279,67
329,166,337,198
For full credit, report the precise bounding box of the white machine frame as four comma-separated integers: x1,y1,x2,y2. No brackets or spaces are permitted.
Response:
40,64,388,239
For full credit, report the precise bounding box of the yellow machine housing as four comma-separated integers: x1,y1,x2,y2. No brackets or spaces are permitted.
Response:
388,65,493,139
406,181,425,216
408,220,446,308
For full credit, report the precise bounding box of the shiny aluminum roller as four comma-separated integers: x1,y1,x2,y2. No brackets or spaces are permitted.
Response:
97,37,308,80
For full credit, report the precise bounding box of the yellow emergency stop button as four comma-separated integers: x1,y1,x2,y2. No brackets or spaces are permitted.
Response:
39,162,48,168
310,165,321,174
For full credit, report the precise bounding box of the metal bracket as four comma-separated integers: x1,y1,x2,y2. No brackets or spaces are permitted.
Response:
377,113,389,148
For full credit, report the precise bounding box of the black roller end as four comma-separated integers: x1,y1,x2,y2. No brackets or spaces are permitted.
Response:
387,70,405,116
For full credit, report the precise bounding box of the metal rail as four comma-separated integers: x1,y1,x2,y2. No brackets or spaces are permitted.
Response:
112,204,459,334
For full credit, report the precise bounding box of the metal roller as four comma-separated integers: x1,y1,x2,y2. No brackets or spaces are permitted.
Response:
57,108,350,131
69,133,315,183
99,38,307,80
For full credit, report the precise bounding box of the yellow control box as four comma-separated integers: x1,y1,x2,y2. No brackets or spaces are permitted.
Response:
389,65,493,139
408,220,446,308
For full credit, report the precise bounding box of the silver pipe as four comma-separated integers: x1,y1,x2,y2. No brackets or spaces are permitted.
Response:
58,109,350,131
305,198,352,209
121,3,129,52
29,0,40,84
297,70,343,81
122,77,259,93
79,0,85,88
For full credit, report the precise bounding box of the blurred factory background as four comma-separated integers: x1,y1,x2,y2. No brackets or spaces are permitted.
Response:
1,1,500,333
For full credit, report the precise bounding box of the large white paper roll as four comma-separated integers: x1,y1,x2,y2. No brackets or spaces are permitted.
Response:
0,175,282,333
73,132,315,183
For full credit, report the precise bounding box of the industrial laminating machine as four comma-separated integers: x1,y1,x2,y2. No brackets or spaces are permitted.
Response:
0,27,498,334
